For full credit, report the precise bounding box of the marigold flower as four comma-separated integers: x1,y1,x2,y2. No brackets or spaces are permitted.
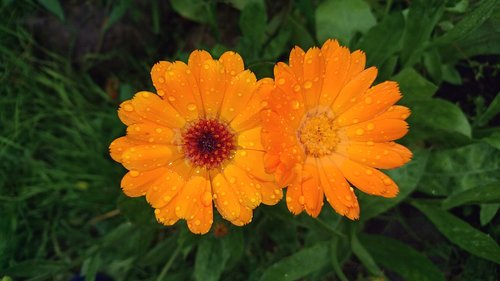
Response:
109,50,282,234
261,39,412,219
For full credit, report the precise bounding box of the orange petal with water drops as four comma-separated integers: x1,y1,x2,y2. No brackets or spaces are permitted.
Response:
150,61,171,94
336,141,412,169
175,174,209,220
331,154,399,197
233,149,274,182
289,46,305,80
301,159,324,217
232,206,253,226
321,39,340,60
198,59,226,117
231,78,274,132
317,158,359,219
347,50,366,80
336,81,402,127
188,50,213,81
109,136,145,162
219,70,257,122
343,118,409,142
126,123,175,144
302,47,325,109
121,167,169,197
160,61,204,121
257,180,283,206
263,152,280,173
261,110,303,158
145,169,184,208
237,126,264,150
131,91,185,128
118,100,145,125
187,201,214,234
223,164,262,209
212,172,241,221
121,144,172,171
270,65,305,129
374,105,411,121
219,51,244,77
331,67,378,114
319,46,351,106
155,197,180,226
285,164,304,214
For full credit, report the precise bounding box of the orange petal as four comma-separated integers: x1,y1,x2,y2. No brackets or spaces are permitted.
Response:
231,205,253,226
289,46,305,80
126,123,175,144
219,70,257,122
321,39,340,60
261,110,304,163
150,61,171,95
374,105,411,120
121,144,172,171
336,81,402,127
219,51,244,77
336,141,412,169
331,67,378,114
258,180,283,206
223,164,262,209
319,46,351,106
130,91,185,128
233,149,274,182
317,158,359,219
145,169,184,208
347,50,366,80
188,50,213,81
121,167,169,197
301,159,324,217
175,175,209,220
186,201,213,234
302,47,325,110
331,154,399,197
118,100,145,125
237,126,264,150
212,172,241,221
343,118,409,142
270,64,305,129
285,164,304,214
155,197,180,226
109,136,144,162
198,60,226,117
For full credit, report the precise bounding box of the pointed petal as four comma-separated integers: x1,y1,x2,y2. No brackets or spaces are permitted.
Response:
319,47,351,106
145,169,184,208
219,70,257,122
223,164,262,209
212,172,241,221
335,141,412,169
121,144,172,171
188,50,213,81
126,123,175,144
109,136,145,162
175,175,209,220
302,47,325,110
130,91,185,128
342,118,409,142
219,51,244,77
199,60,226,117
331,67,378,114
121,167,169,197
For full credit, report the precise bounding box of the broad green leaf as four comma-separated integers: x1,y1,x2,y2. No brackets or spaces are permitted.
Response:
360,234,446,281
442,182,500,209
350,229,383,276
412,201,500,264
441,64,462,85
316,0,376,45
194,237,231,281
483,130,500,150
409,98,471,138
260,241,329,281
423,49,442,84
419,143,500,196
239,1,267,48
170,0,211,24
38,0,64,21
432,0,497,46
358,12,405,67
360,149,429,221
393,68,438,103
480,203,499,226
401,0,445,67
476,92,500,127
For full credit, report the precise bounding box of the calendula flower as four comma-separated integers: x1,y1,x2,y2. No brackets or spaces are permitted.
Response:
109,50,282,234
261,39,412,219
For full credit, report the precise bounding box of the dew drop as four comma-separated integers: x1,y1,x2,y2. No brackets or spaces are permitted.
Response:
366,123,375,130
277,78,285,85
299,196,305,205
355,128,364,136
292,100,300,110
130,170,139,177
303,81,313,89
364,97,373,104
168,95,176,102
123,104,134,112
187,103,197,111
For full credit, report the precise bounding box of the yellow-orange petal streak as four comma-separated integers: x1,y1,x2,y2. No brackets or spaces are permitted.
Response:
199,60,226,116
131,91,185,128
219,51,244,77
335,141,412,169
343,118,409,142
155,197,180,226
186,199,213,234
175,174,209,220
319,46,351,106
188,50,213,81
121,145,172,171
121,167,169,197
126,123,175,144
219,70,257,122
301,159,323,217
223,164,262,209
109,136,145,162
331,67,378,114
118,100,145,125
302,47,324,109
212,172,241,221
145,169,184,208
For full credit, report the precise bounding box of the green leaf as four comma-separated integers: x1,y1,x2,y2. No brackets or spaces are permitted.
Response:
418,143,500,196
393,68,438,103
432,0,497,46
330,237,349,281
442,182,500,209
412,201,500,264
360,149,429,221
239,1,267,48
104,0,132,32
401,0,445,67
316,0,376,45
360,234,446,281
117,195,155,226
441,64,462,85
260,241,329,281
290,17,315,50
476,92,500,127
423,49,442,84
480,203,499,226
38,0,64,21
358,12,405,67
170,0,211,24
81,254,101,281
409,98,471,138
483,130,500,150
194,235,236,281
350,228,383,276
1,260,67,278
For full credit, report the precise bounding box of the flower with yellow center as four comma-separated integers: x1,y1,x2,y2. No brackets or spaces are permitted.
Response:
109,50,282,234
261,39,412,219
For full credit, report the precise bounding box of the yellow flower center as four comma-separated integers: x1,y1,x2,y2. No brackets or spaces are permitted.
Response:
298,113,338,157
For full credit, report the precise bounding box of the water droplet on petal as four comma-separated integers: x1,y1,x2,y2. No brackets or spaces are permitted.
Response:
303,81,313,89
187,103,197,111
123,104,134,112
356,128,364,135
130,170,139,177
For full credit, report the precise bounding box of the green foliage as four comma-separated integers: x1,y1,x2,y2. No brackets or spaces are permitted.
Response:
1,0,500,280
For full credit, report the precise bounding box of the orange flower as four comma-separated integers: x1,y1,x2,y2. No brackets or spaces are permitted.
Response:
109,50,282,234
261,39,412,219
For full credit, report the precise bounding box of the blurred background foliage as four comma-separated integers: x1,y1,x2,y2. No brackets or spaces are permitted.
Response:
1,0,499,280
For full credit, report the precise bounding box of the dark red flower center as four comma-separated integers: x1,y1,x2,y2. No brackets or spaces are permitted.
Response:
182,119,236,169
